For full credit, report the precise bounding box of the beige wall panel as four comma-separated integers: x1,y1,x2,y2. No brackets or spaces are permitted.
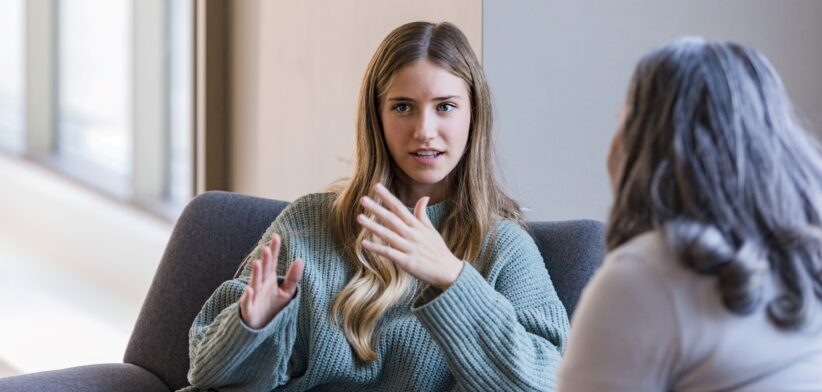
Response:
230,0,482,201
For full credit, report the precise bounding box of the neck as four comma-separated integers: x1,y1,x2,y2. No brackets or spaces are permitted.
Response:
395,178,448,206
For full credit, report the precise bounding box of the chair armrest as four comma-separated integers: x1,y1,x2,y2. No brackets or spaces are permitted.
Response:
0,363,169,392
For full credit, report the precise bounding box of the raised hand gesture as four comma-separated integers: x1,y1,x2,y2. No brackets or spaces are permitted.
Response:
239,234,304,329
357,183,464,290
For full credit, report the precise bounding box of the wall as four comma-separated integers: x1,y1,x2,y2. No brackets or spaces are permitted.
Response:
484,0,822,221
229,0,482,201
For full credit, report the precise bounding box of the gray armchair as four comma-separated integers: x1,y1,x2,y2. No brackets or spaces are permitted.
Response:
0,191,605,391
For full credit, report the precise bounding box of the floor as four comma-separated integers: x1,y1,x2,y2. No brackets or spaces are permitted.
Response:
0,236,135,376
0,154,170,378
0,359,15,378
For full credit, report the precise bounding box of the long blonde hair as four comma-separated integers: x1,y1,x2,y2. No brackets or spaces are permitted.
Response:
329,21,522,363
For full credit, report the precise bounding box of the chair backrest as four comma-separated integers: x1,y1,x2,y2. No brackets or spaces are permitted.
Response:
124,192,605,390
526,221,606,316
125,192,288,390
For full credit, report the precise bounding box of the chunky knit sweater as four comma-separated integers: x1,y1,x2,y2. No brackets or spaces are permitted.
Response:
181,192,569,391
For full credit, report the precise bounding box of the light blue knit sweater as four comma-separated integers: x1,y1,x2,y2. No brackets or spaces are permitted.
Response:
181,192,569,391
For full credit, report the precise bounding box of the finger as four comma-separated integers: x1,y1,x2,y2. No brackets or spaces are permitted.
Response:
374,183,418,225
251,259,263,291
414,196,433,227
241,286,254,310
361,196,413,237
240,286,254,324
357,214,412,251
362,239,408,267
260,246,272,282
267,234,281,279
281,258,304,296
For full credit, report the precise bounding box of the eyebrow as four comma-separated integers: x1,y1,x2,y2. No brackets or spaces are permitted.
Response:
386,95,463,102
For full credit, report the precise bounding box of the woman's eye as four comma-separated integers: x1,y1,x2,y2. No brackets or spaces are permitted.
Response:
393,103,411,113
438,103,456,112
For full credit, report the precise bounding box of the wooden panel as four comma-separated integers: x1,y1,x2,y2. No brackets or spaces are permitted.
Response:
229,0,482,200
195,0,229,193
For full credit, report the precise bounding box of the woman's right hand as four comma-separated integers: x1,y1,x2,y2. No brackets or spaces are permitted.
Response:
239,234,304,330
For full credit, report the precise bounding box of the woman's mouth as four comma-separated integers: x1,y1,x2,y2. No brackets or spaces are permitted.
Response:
411,151,443,157
410,150,444,164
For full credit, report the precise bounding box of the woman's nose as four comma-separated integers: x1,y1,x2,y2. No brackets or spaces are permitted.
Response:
413,110,437,141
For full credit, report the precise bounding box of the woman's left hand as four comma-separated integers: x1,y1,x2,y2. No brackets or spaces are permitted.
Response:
357,183,464,290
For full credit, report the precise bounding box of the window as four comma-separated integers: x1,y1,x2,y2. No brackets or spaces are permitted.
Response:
0,0,25,153
167,0,193,209
57,0,132,197
6,0,194,217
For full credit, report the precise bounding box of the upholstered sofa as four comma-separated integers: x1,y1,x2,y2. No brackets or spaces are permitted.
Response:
0,191,605,391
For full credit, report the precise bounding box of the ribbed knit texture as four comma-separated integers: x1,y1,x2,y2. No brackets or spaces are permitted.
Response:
180,192,569,391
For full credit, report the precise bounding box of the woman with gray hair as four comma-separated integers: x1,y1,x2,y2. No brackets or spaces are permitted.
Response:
558,38,822,391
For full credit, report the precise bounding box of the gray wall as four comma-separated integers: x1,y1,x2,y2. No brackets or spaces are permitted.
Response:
484,0,822,221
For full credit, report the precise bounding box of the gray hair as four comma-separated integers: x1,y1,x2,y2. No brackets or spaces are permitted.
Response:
607,38,822,329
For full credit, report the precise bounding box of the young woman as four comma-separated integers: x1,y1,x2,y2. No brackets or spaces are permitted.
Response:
182,21,569,391
558,38,822,391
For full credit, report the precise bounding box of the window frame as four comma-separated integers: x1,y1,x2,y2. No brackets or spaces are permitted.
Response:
17,0,195,220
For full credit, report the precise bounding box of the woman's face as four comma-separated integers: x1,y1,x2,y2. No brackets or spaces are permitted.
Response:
380,59,471,204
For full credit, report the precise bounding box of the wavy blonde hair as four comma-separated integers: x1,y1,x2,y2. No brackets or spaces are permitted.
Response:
328,21,522,363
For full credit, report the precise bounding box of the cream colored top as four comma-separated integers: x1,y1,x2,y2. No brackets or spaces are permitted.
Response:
558,231,822,392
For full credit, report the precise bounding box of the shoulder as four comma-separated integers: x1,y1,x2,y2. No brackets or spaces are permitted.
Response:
581,231,681,320
605,230,695,288
245,192,337,276
597,231,672,287
558,232,682,391
489,219,540,257
283,191,336,215
476,219,574,314
272,192,337,232
481,219,546,287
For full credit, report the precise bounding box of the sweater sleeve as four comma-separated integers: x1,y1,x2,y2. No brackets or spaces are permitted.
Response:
411,223,570,391
186,222,301,390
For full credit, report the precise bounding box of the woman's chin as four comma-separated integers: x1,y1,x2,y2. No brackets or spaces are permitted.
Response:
408,174,448,187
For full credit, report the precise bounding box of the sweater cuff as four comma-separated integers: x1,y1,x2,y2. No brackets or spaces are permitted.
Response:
196,282,300,378
411,262,503,330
